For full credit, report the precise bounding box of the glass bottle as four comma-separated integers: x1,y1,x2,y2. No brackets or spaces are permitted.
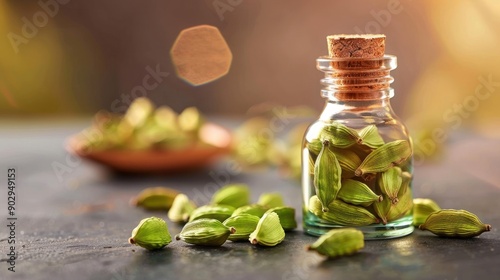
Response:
302,54,414,239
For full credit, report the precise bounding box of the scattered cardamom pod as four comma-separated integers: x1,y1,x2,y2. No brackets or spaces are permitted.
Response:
314,140,342,212
378,166,403,204
419,209,492,238
168,193,197,223
257,192,285,208
337,179,383,207
131,187,179,210
265,206,297,231
223,214,260,241
321,122,360,148
128,217,172,250
211,184,250,208
330,147,362,179
309,196,379,226
188,204,235,222
249,212,285,246
358,125,384,149
307,228,364,258
355,140,412,176
176,218,236,246
232,204,268,218
412,198,441,226
386,188,413,222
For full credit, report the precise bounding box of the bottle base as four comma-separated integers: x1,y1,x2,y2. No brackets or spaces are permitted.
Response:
303,212,414,240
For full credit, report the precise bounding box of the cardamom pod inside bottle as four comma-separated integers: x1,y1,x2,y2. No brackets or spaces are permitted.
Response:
302,34,414,239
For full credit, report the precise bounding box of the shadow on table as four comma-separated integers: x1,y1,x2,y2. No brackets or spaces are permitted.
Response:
133,248,175,266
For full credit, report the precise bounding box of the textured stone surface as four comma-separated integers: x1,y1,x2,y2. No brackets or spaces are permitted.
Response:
1,121,499,280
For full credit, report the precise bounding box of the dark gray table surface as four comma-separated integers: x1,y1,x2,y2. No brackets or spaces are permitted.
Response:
1,119,500,280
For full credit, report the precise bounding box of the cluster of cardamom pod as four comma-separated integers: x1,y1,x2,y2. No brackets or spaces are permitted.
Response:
306,199,492,259
127,186,492,256
128,184,297,250
77,97,205,152
306,122,414,226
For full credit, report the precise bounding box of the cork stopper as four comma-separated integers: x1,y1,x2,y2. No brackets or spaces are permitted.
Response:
327,34,385,58
320,34,393,100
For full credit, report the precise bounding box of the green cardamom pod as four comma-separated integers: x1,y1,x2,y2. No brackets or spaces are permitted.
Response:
308,196,379,226
211,184,250,208
386,188,413,222
306,139,322,155
178,106,204,133
128,217,172,250
168,193,197,223
314,140,342,212
378,166,403,204
355,140,412,176
265,206,297,231
176,218,236,246
398,171,412,197
412,198,441,226
307,228,364,258
373,195,391,225
249,212,285,246
131,187,180,211
419,209,492,238
257,192,285,208
330,147,362,179
337,179,383,207
223,214,260,241
123,97,154,128
153,106,178,130
349,143,373,161
189,204,235,222
358,125,384,149
321,122,360,148
232,204,267,218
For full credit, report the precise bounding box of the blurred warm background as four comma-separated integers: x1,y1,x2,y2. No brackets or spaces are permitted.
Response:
1,0,499,138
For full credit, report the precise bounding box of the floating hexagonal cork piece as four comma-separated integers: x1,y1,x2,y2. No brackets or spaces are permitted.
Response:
170,25,233,86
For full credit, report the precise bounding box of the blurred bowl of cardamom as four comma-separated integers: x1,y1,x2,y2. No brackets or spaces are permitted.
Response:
66,97,232,173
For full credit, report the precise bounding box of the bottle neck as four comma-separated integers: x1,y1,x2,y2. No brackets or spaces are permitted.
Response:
317,55,397,102
320,98,394,120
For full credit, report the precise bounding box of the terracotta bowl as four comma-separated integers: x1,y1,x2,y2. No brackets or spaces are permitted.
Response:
65,123,232,173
